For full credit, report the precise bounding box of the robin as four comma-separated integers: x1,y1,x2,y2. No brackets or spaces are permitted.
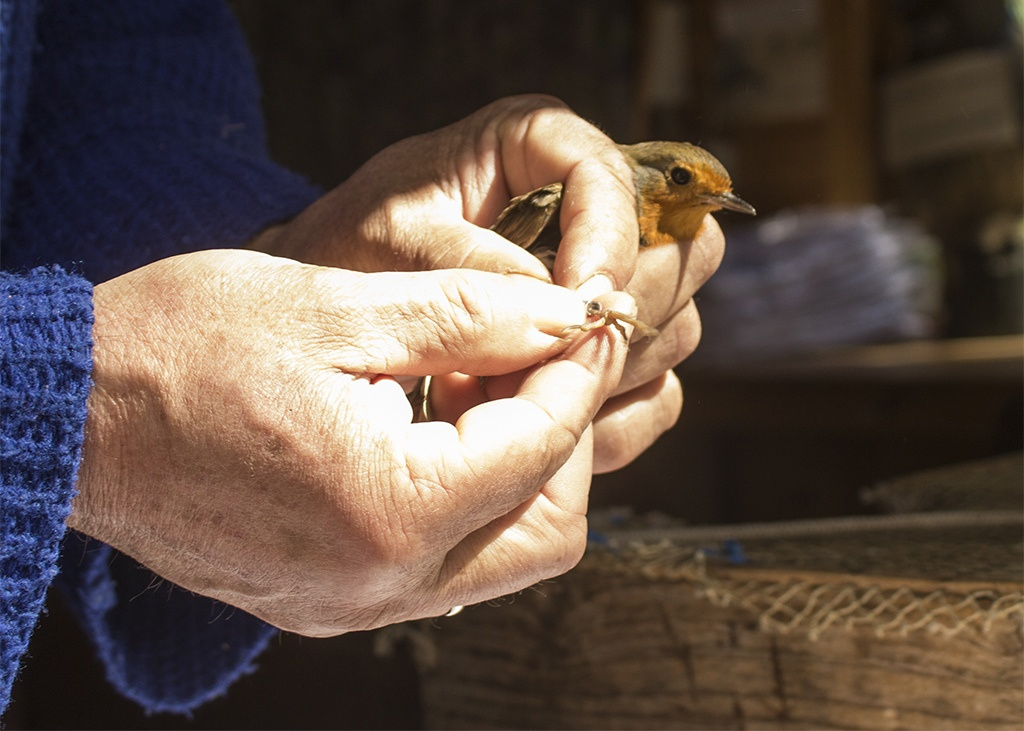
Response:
491,141,755,339
415,141,754,421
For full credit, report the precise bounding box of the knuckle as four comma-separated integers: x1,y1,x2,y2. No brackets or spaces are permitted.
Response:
492,95,572,141
693,217,727,283
665,371,685,418
548,517,589,576
674,302,703,361
500,93,571,113
433,275,494,341
597,425,642,472
531,399,584,461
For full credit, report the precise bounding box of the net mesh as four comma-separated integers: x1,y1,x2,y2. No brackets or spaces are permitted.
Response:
583,515,1022,640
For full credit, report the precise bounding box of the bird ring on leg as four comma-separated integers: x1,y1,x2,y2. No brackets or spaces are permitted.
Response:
564,298,660,341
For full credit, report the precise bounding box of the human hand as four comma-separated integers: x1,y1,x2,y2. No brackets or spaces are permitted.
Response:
255,95,724,473
591,216,724,471
71,249,633,634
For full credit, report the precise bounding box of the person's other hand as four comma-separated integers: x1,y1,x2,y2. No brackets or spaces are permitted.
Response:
72,249,633,635
254,95,725,474
590,216,724,472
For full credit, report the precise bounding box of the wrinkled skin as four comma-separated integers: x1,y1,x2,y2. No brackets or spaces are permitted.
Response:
258,95,725,473
73,96,724,635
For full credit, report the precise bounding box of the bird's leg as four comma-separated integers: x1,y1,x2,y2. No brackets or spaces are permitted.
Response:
563,298,660,341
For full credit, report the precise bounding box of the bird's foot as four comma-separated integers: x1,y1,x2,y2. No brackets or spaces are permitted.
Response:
563,298,659,341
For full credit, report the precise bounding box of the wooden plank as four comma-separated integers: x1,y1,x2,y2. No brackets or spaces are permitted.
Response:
685,336,1024,382
417,563,1024,729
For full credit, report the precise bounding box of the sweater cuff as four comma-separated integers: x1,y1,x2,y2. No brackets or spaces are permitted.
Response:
57,538,278,715
0,266,93,714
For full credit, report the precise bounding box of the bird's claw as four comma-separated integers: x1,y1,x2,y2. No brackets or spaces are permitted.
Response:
562,299,660,341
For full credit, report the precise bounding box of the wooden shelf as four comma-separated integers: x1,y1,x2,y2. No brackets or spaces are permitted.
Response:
685,335,1024,382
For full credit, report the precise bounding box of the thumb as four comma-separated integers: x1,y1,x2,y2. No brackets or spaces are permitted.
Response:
389,216,553,281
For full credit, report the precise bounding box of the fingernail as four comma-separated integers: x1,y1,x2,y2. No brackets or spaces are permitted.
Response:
514,279,592,336
575,273,614,303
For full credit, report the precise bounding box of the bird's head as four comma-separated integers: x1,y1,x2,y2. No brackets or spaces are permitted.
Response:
619,141,755,245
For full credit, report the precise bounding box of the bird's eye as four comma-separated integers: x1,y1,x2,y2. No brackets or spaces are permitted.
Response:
670,166,692,185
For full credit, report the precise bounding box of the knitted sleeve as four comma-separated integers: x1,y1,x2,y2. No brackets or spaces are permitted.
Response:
1,267,93,717
3,0,324,716
3,0,324,282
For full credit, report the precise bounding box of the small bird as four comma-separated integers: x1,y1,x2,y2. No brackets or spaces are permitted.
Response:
491,141,755,338
414,142,753,421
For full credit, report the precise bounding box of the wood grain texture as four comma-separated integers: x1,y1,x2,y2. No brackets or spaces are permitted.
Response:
415,515,1023,730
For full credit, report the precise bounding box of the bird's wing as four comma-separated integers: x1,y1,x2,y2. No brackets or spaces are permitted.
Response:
490,183,564,264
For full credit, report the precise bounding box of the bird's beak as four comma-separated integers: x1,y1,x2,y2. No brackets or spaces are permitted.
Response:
705,191,756,216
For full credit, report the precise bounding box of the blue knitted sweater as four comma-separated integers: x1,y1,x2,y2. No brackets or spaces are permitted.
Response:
1,0,321,716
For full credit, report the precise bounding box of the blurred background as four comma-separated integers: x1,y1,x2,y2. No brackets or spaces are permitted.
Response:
10,0,1023,728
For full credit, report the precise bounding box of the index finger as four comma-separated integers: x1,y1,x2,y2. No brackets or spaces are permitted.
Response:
491,96,640,292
